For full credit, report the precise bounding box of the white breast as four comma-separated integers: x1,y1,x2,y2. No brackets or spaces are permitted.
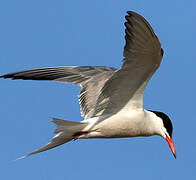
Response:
80,110,158,139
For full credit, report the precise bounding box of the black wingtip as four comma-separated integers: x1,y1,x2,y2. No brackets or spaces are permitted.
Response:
0,74,14,79
126,11,135,20
126,11,134,15
126,11,139,17
0,75,7,79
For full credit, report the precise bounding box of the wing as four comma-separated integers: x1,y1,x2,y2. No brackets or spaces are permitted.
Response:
0,66,117,118
0,66,115,83
91,11,163,117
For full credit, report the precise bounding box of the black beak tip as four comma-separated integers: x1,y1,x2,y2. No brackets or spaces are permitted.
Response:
174,153,176,159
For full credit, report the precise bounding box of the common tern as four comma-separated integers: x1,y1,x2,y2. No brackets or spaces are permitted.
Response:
1,11,176,159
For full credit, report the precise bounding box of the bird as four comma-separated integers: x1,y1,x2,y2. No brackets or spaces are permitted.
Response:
0,11,176,159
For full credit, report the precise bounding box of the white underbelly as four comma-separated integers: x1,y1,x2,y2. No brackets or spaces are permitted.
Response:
80,111,149,139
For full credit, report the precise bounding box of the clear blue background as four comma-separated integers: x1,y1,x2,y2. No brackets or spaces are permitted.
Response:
0,0,195,179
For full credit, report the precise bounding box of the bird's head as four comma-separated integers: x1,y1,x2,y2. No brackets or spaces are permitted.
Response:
151,111,176,159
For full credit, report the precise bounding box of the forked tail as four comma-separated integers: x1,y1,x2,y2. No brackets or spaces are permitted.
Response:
15,118,88,160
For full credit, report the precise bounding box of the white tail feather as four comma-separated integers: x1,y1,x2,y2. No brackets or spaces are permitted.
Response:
15,118,88,160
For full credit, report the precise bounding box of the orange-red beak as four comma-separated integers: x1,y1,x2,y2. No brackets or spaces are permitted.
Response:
165,135,176,159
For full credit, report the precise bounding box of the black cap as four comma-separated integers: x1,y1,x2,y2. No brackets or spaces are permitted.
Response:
150,111,173,138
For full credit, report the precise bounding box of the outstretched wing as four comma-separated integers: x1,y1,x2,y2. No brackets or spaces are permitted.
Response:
91,11,163,117
0,66,117,119
0,66,115,83
1,11,163,119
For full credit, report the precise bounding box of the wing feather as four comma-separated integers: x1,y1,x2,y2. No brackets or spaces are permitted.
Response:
1,66,117,118
1,11,164,119
91,11,163,117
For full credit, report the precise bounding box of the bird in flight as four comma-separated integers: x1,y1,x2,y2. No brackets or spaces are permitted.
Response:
1,11,176,159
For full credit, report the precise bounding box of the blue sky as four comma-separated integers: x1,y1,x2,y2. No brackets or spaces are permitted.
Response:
0,0,195,179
